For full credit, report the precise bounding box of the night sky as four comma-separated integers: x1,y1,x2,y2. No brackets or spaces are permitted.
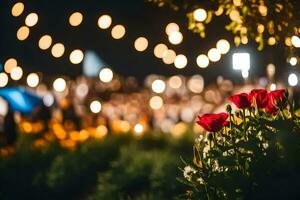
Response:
0,0,289,84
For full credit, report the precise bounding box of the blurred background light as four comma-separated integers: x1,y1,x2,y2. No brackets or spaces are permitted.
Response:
10,67,23,80
25,13,38,27
288,73,298,86
69,12,83,26
0,72,9,87
98,15,112,29
39,35,52,50
134,37,148,52
154,43,168,58
196,54,209,68
207,48,221,62
193,8,207,22
43,92,54,107
0,97,8,116
174,54,187,69
53,78,66,92
134,123,144,135
4,58,17,73
165,23,179,35
11,2,24,17
17,26,30,41
149,96,163,110
70,49,84,64
270,83,277,91
90,100,102,113
168,31,183,45
162,49,176,64
289,57,297,66
291,35,300,48
188,75,204,93
83,51,106,77
99,68,113,83
26,73,39,88
111,24,126,39
241,70,249,79
151,79,166,93
232,53,250,71
216,39,230,54
168,75,182,89
51,43,65,58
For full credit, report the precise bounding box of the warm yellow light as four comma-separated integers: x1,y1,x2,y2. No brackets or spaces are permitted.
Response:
229,10,240,21
134,123,144,135
95,125,108,139
69,49,84,64
216,39,230,54
98,15,112,29
257,24,265,33
188,75,204,93
241,36,248,44
90,100,101,113
258,5,268,16
193,8,207,22
268,37,276,45
11,2,24,17
26,73,39,87
165,23,179,35
162,49,176,64
39,35,52,50
196,54,209,68
111,24,126,39
207,48,221,62
154,43,168,58
4,58,17,73
285,37,292,47
168,76,182,89
0,73,9,87
233,0,242,6
168,31,183,45
174,54,187,69
149,96,163,110
151,79,166,93
69,12,83,26
134,37,148,52
290,57,297,66
17,26,30,41
291,35,300,48
99,68,113,83
10,67,23,80
51,43,65,58
25,13,38,27
53,78,66,92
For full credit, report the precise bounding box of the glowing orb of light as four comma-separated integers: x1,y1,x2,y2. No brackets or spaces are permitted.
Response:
99,68,113,83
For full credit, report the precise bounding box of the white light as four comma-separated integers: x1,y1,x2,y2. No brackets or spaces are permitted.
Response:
193,8,207,22
207,48,221,62
151,79,166,93
270,83,276,91
289,57,297,66
98,15,112,29
90,100,102,113
99,68,113,83
0,72,9,87
174,54,187,69
149,96,163,110
134,123,144,134
0,97,8,116
232,53,250,71
43,93,54,107
168,31,183,45
26,73,39,87
196,54,209,68
25,13,38,27
53,78,66,92
241,70,249,79
216,39,230,54
10,66,23,80
288,73,298,86
69,49,84,64
165,23,179,35
291,35,300,48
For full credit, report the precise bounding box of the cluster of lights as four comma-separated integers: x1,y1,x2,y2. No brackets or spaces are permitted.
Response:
1,58,25,87
166,23,183,45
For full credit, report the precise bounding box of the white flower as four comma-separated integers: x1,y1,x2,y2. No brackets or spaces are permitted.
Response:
183,165,197,181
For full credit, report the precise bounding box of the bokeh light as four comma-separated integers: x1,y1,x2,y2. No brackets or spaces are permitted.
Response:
17,26,30,41
165,23,179,35
39,35,52,50
51,43,65,58
69,12,83,26
111,25,126,39
26,73,39,88
216,39,230,54
0,73,9,87
174,54,187,69
99,68,113,83
168,31,183,45
98,15,112,29
196,54,209,68
270,83,276,91
69,49,84,64
43,92,54,107
25,13,38,27
193,8,207,22
134,123,144,135
90,100,102,113
188,75,204,93
154,43,168,58
53,78,66,92
10,67,23,80
207,48,221,62
288,73,298,86
291,36,300,48
290,57,297,66
168,76,182,89
151,79,166,93
4,58,17,73
11,2,24,17
149,96,163,110
162,49,176,64
134,37,148,52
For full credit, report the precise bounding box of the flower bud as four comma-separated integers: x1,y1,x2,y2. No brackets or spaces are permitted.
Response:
226,104,232,113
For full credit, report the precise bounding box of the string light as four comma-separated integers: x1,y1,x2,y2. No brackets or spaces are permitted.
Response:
26,73,39,88
51,43,65,58
17,26,30,41
90,100,102,113
98,15,112,29
165,23,179,35
0,73,9,87
149,96,163,110
39,35,52,50
69,12,83,27
162,49,176,64
216,39,230,54
11,2,24,17
196,54,209,68
193,8,207,22
134,37,148,52
288,73,298,86
99,68,113,83
111,25,126,39
154,43,168,58
4,58,17,73
151,79,166,93
174,54,187,69
10,67,23,80
168,76,182,89
53,78,66,92
69,49,84,64
291,35,300,48
207,48,221,62
168,31,183,45
25,13,38,27
289,57,297,66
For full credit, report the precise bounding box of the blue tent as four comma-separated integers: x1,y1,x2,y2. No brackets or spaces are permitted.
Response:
0,87,42,114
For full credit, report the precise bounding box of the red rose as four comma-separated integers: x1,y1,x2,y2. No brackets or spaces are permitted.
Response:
196,112,229,132
228,93,252,109
250,89,269,108
268,89,287,107
265,104,279,115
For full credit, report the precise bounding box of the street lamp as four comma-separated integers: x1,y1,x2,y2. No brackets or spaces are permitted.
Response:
232,53,250,79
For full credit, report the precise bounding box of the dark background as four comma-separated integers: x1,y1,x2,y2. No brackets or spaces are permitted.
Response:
0,0,289,84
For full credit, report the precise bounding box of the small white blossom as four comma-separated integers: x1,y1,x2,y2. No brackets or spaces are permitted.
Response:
183,165,197,181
